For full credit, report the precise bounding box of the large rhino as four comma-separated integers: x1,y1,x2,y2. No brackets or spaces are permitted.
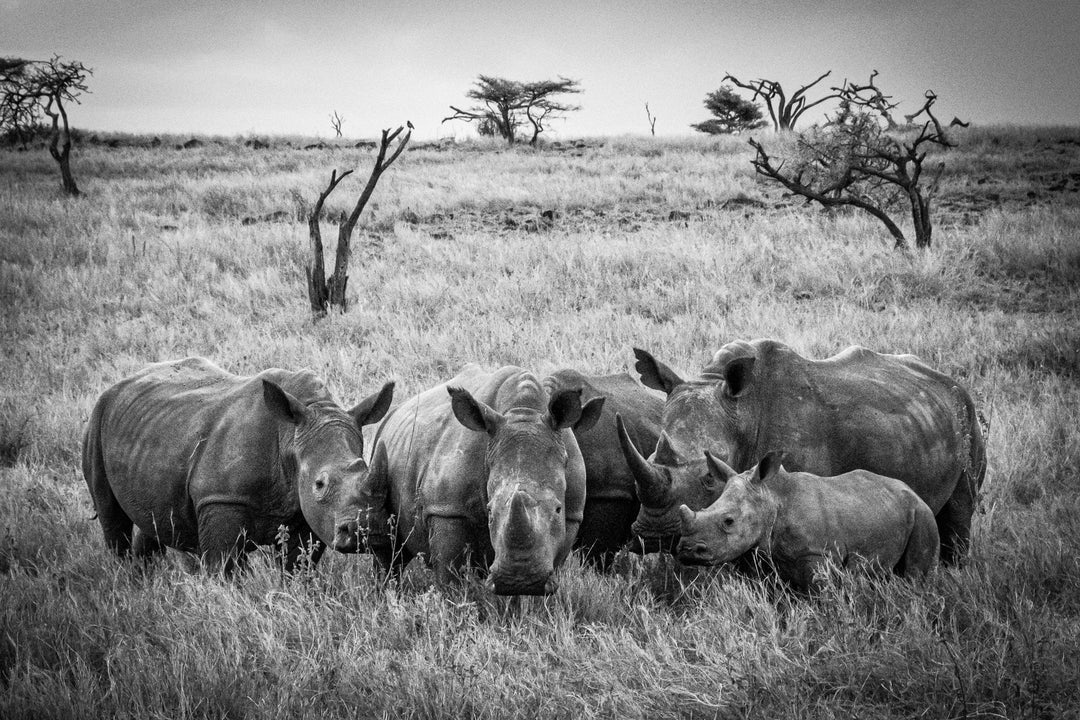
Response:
82,357,394,572
544,370,663,567
677,451,940,589
619,339,986,564
370,365,603,595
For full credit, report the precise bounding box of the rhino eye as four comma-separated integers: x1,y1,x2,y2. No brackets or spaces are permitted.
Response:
554,506,562,515
313,474,329,497
722,516,734,529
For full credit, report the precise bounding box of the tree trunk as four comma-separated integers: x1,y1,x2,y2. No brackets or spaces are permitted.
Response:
327,221,352,311
48,96,79,196
910,188,932,249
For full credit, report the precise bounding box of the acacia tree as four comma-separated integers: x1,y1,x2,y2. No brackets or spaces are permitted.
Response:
330,110,344,137
748,73,956,250
0,55,91,195
723,70,838,131
690,86,767,135
443,75,581,145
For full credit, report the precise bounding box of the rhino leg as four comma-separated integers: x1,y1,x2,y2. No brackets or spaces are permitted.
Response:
577,499,638,571
197,503,255,575
131,529,166,560
896,507,940,580
936,472,977,565
427,516,472,587
94,495,134,557
83,413,133,557
373,542,416,584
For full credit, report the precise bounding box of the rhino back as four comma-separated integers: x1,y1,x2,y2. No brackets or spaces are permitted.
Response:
771,469,933,570
737,342,975,512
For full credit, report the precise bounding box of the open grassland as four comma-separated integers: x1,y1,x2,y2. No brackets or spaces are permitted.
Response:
2,127,1080,719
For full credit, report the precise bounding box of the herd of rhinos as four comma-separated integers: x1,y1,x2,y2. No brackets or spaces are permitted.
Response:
82,338,987,596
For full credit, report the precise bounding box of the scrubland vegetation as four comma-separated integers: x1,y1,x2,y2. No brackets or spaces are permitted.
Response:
2,126,1079,718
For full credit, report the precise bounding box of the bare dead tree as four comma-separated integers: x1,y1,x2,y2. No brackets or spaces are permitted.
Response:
307,125,410,316
330,110,344,137
645,102,657,136
834,70,901,129
748,78,955,250
1,55,91,195
723,70,838,131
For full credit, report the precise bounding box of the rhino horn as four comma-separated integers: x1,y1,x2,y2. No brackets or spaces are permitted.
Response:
678,505,697,534
506,491,538,548
367,441,390,494
616,414,671,506
652,431,682,466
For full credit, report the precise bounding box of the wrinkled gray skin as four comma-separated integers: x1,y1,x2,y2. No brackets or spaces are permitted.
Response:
624,339,986,564
545,370,663,567
372,365,603,595
82,357,394,573
677,451,940,590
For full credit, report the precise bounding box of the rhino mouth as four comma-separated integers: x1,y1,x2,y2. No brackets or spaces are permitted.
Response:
332,519,391,554
487,565,558,596
488,574,558,596
676,540,719,566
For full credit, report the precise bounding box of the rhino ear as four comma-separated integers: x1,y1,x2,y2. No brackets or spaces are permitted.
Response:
263,380,309,424
449,386,504,436
349,381,395,427
703,450,737,489
573,396,605,433
547,388,583,430
722,357,756,399
633,348,684,396
754,450,785,485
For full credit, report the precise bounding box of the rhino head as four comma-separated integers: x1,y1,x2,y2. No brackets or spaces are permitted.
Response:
263,379,395,553
449,384,603,595
676,451,783,566
632,347,759,467
616,414,728,554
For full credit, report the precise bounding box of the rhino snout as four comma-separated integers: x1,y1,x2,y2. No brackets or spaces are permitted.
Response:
676,539,716,566
487,561,557,596
333,515,391,553
333,518,360,552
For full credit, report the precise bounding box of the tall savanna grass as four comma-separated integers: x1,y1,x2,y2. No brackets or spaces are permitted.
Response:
2,127,1079,718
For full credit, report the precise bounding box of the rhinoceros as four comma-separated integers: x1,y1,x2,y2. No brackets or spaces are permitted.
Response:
544,370,663,567
620,339,986,564
370,365,603,595
676,451,940,589
82,357,394,572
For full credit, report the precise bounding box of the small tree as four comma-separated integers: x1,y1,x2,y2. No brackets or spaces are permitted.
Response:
307,125,410,317
723,70,838,131
645,102,657,136
691,86,767,135
0,55,91,195
330,110,344,137
748,73,956,250
443,75,582,146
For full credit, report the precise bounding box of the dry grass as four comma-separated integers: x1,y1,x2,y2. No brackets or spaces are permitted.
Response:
2,127,1079,718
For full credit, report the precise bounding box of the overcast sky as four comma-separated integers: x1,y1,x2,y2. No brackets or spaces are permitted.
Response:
4,0,1078,139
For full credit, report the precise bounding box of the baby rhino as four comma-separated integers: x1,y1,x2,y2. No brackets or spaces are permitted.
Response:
677,451,939,590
